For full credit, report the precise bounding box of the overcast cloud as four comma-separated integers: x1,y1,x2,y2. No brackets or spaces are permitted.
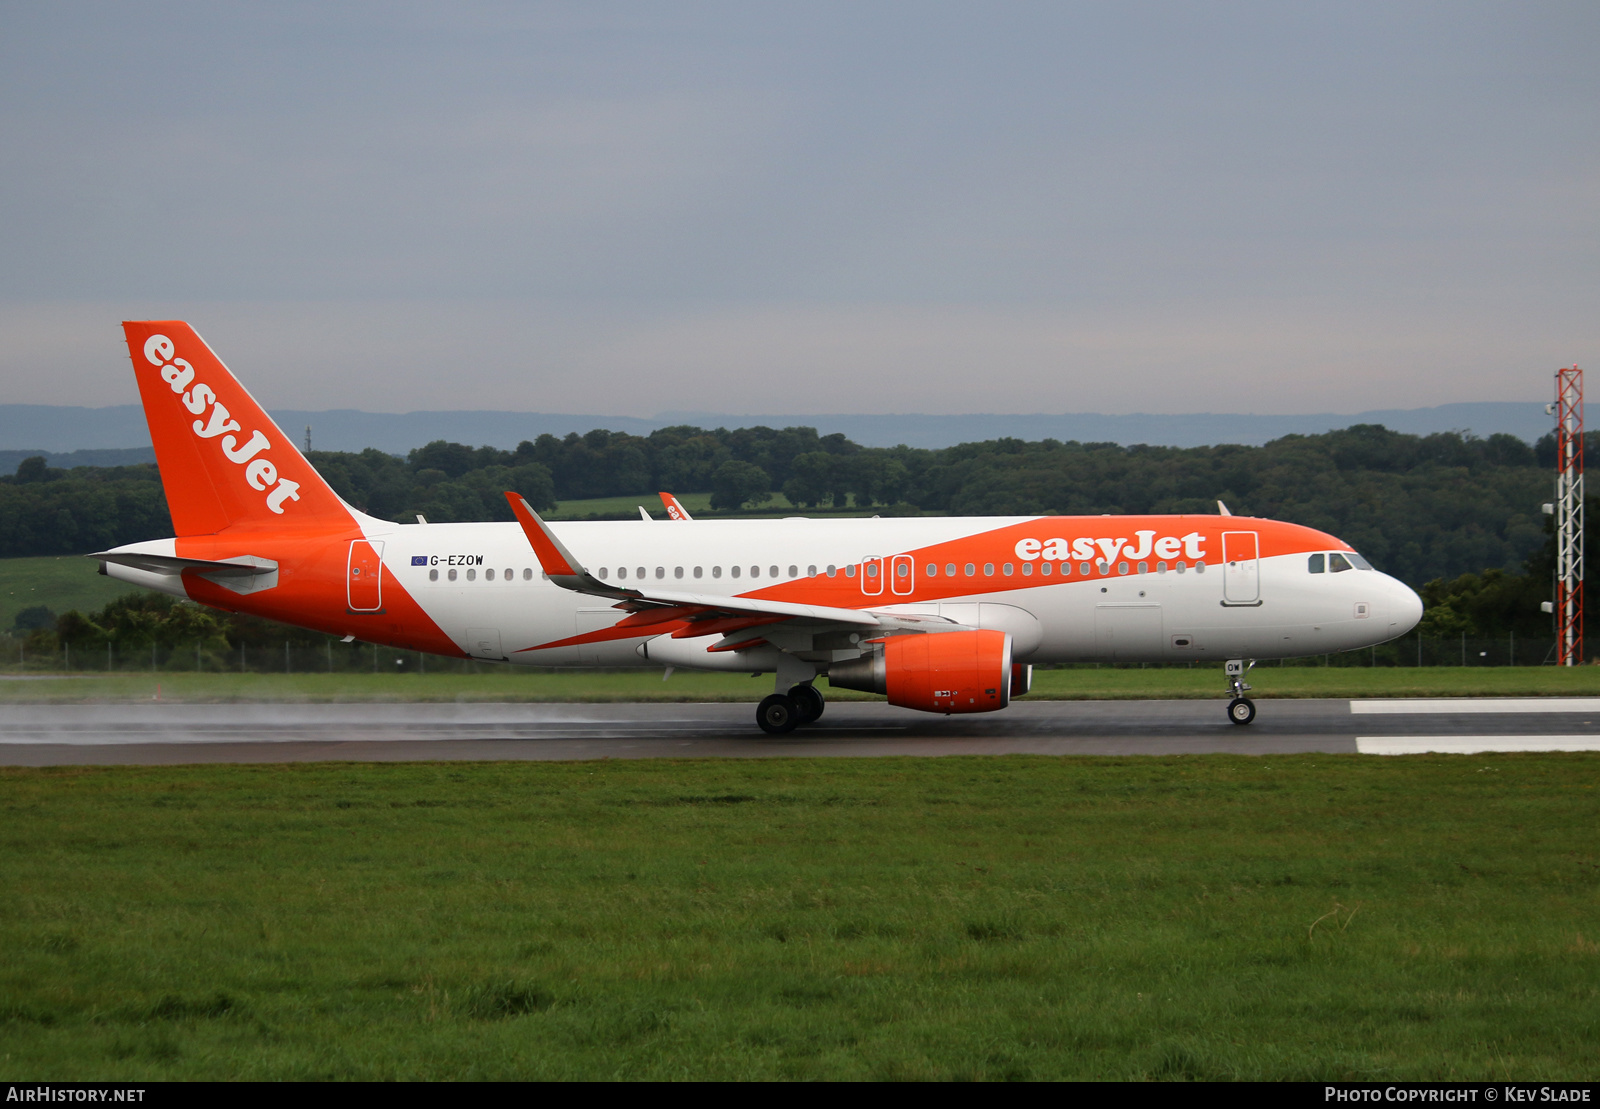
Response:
1,2,1595,415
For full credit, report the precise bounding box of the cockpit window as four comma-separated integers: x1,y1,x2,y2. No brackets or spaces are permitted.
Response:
1328,552,1353,573
1347,552,1374,570
1308,553,1325,574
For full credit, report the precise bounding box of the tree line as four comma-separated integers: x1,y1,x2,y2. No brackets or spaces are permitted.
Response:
0,422,1576,597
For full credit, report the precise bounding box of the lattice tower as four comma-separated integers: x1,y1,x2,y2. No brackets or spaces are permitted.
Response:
1555,366,1584,666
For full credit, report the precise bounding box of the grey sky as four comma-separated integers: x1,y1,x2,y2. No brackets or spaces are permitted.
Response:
2,2,1595,416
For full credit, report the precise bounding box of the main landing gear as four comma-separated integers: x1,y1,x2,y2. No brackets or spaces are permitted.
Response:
757,684,826,736
1225,658,1256,725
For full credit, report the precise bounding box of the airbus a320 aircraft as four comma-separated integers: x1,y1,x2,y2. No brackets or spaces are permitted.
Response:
96,322,1423,734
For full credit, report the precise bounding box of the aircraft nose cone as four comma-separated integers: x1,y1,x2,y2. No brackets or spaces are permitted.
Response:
1391,578,1423,635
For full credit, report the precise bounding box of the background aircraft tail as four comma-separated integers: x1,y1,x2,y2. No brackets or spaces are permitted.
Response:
121,321,355,536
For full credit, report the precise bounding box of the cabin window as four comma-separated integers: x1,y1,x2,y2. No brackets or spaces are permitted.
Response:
964,563,976,577
865,563,878,578
1096,560,1109,574
1329,552,1353,573
731,565,741,578
788,565,798,578
1308,553,1325,574
827,565,838,576
897,562,910,578
429,569,438,582
617,567,627,579
675,567,684,579
485,569,495,581
636,566,646,579
694,566,703,578
656,567,665,579
750,565,761,578
1061,562,1072,576
448,569,458,582
1117,562,1128,575
845,565,856,578
926,563,938,577
945,563,957,577
523,568,532,580
1195,561,1207,573
1157,561,1167,574
1137,562,1148,575
713,566,722,578
1002,563,1014,576
1021,563,1032,577
1176,561,1187,573
503,568,512,581
807,565,817,577
1079,562,1091,576
1040,562,1052,576
984,563,994,576
466,568,476,581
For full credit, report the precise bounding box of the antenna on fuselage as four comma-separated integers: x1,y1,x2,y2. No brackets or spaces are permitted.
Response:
1217,500,1232,516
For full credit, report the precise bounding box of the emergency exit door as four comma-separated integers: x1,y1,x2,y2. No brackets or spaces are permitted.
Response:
347,540,384,612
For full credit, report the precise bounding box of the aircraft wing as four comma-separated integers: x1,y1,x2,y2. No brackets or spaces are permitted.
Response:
504,492,956,649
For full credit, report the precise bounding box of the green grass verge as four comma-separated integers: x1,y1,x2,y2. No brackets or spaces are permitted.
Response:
1,755,1595,1079
0,556,142,632
4,665,1600,703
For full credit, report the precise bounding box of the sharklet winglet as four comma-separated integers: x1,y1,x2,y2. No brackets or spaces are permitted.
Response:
503,491,637,600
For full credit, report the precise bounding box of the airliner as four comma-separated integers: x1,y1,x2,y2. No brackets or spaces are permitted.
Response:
94,322,1424,734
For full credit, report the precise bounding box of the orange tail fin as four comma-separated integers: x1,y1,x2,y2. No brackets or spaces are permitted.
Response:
122,321,354,536
659,491,694,521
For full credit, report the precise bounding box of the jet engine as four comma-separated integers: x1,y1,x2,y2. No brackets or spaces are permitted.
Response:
828,628,1014,714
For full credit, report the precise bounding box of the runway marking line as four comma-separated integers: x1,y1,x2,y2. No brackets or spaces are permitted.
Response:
1350,698,1600,714
1357,736,1600,755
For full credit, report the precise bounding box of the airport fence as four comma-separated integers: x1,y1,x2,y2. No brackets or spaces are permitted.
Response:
0,639,511,675
0,634,1571,672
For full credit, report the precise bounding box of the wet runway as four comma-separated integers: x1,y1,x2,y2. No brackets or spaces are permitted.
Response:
3,698,1600,765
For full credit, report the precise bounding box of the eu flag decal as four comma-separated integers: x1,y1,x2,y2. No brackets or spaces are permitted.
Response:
411,555,428,566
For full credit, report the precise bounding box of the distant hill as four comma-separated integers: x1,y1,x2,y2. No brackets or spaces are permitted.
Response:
0,400,1551,465
0,448,156,473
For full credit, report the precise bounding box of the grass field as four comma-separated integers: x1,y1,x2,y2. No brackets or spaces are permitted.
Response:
1,754,1595,1080
0,556,142,633
4,665,1600,703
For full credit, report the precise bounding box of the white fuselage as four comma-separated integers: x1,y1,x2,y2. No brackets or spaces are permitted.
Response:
335,515,1421,666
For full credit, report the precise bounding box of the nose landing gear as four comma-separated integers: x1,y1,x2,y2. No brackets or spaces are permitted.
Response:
1225,659,1256,725
756,684,826,735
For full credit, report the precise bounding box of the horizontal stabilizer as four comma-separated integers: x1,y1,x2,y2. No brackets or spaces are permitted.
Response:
90,551,278,578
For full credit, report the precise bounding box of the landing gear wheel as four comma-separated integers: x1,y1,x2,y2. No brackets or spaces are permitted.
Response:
1228,697,1256,726
757,693,801,735
790,684,825,725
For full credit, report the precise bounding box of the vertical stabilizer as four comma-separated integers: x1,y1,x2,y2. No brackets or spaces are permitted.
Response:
122,321,353,536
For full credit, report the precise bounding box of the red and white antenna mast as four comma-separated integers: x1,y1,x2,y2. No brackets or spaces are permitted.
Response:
1554,365,1584,666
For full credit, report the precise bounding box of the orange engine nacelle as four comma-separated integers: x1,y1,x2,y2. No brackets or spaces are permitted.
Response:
828,629,1014,714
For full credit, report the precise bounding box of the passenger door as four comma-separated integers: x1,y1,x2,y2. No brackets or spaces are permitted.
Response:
1222,531,1260,605
347,540,384,612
